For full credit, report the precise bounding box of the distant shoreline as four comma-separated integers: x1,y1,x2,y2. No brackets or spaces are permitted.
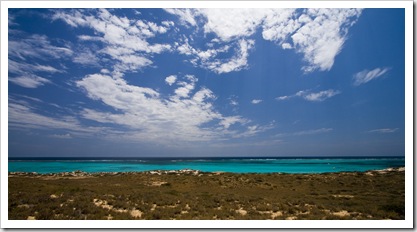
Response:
8,156,405,161
8,166,405,177
8,158,405,174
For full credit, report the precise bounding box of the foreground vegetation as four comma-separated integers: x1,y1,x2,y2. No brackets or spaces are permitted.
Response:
9,168,404,220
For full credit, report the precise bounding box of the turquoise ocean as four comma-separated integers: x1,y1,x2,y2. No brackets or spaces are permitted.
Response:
8,157,405,174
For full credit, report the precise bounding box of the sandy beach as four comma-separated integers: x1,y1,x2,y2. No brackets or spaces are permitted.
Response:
8,168,404,220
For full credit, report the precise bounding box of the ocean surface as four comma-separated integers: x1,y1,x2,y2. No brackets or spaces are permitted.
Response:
8,157,405,174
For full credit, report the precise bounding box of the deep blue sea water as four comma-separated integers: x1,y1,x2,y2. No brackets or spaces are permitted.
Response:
8,157,405,174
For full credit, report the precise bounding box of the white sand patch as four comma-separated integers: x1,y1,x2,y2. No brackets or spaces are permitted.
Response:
93,199,113,210
235,208,247,216
332,210,350,217
185,204,191,210
332,194,354,198
130,209,143,218
114,209,128,213
297,210,310,215
93,199,142,218
150,181,168,186
271,211,283,219
258,210,283,219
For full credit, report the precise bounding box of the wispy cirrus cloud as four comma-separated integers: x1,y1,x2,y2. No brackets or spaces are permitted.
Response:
50,133,72,139
9,34,73,61
8,32,72,88
275,127,333,137
303,89,341,102
367,128,398,133
8,98,103,136
293,128,333,136
353,67,390,86
9,75,51,88
276,89,341,102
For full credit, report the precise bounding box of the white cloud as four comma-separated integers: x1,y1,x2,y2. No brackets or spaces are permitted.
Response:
367,128,398,133
290,9,362,73
275,127,333,137
113,54,153,72
53,9,172,73
276,95,291,101
199,8,266,42
78,35,104,42
9,34,73,60
100,69,110,74
8,32,73,88
234,121,275,138
167,8,362,74
75,73,268,143
251,99,262,104
261,9,299,42
165,75,177,85
73,49,100,66
9,75,51,88
50,133,72,139
261,8,363,73
163,9,198,27
353,67,390,86
276,89,340,102
176,37,250,74
219,116,247,129
8,98,102,136
8,60,64,75
303,89,341,102
162,21,175,27
210,39,254,74
293,128,333,136
281,43,292,49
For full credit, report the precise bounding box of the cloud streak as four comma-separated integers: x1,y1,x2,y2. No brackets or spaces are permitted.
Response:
9,75,51,88
251,99,262,104
275,128,333,137
8,32,72,88
276,89,341,102
353,67,390,86
292,128,333,136
367,128,398,133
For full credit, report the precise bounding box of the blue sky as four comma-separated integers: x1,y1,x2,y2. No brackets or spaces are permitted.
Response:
8,8,405,157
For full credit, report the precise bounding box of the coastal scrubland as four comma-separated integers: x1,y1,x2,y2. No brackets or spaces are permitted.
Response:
8,168,404,220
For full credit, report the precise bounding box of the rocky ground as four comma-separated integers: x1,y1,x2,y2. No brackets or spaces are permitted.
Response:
8,168,405,220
